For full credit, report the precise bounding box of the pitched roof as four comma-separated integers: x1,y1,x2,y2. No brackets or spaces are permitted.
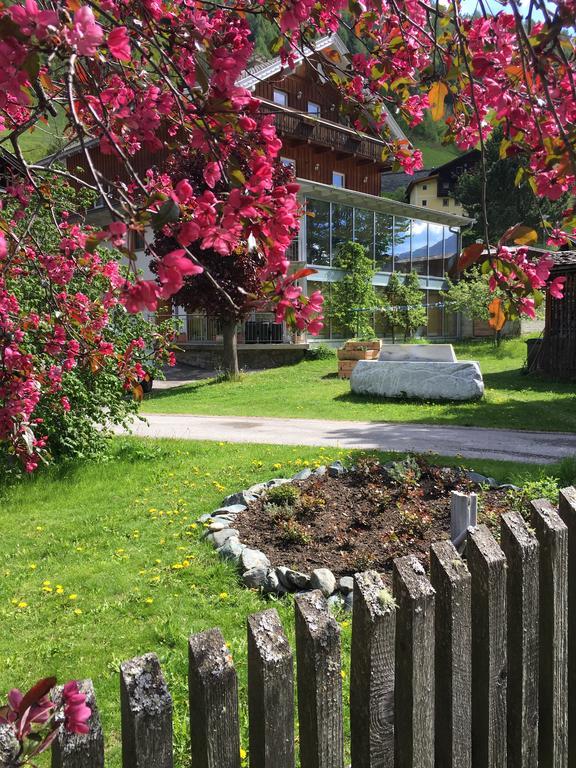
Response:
380,169,431,193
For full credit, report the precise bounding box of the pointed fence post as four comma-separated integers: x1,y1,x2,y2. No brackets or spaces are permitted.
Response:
558,486,576,768
188,628,241,768
467,525,507,768
429,540,472,768
500,511,539,768
294,590,344,768
247,609,294,768
350,570,396,768
531,499,568,768
120,653,173,768
51,680,104,768
393,555,435,768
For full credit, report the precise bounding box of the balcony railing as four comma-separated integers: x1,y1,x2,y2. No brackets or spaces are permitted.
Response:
260,102,386,163
174,313,291,344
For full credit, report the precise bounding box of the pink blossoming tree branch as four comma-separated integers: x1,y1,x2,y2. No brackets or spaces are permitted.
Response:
0,0,574,470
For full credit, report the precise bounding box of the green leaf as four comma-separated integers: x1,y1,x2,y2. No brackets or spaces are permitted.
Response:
151,198,180,231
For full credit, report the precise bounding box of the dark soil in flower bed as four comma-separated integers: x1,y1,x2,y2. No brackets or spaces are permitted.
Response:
234,457,515,583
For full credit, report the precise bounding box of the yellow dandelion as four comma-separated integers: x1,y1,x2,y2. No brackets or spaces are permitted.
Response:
42,580,51,586
56,586,64,595
68,594,78,600
340,670,347,679
144,597,154,604
74,608,83,615
29,563,37,570
190,523,198,530
240,748,247,760
219,592,229,600
182,560,190,567
36,526,43,531
17,602,28,609
42,586,52,593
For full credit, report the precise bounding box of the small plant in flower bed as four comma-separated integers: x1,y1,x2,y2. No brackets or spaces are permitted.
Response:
0,677,91,767
233,455,531,581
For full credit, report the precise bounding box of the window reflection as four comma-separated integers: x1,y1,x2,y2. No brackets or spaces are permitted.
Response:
306,199,330,266
444,227,459,274
354,208,374,262
411,220,428,275
428,224,444,277
332,204,353,260
375,213,393,272
394,217,411,273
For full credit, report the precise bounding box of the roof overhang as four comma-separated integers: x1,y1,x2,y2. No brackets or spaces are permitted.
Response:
297,178,473,228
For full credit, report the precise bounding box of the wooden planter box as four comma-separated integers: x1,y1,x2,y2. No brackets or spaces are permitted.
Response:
337,340,382,378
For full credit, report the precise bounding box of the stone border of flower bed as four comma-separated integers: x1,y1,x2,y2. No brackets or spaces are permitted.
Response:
197,461,519,612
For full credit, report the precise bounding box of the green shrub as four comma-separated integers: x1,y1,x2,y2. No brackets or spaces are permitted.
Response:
558,457,576,489
279,520,311,545
266,483,300,506
306,344,336,360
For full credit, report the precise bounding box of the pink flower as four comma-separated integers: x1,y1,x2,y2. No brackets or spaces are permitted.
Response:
175,179,193,204
11,0,58,39
157,249,203,296
0,232,6,259
177,220,201,246
121,280,160,313
62,682,91,735
108,26,131,61
203,162,221,189
66,7,103,56
61,396,71,412
549,276,566,299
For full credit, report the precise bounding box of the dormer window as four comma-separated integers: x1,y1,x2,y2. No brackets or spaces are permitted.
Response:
332,172,345,188
307,101,321,116
273,89,288,106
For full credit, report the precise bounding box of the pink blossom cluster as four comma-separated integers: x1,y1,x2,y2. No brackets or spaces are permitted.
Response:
0,677,91,765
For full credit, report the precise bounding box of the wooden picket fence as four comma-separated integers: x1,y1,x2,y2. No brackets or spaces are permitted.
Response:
50,488,576,768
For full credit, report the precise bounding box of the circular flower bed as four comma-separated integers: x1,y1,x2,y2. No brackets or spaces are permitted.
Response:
198,456,519,611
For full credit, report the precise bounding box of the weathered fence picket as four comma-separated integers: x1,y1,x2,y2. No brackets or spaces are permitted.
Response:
120,653,173,768
350,570,395,768
295,590,344,768
393,555,435,768
247,609,294,768
39,488,576,768
558,486,576,768
531,499,568,768
188,628,241,768
467,524,507,768
500,511,539,768
430,540,472,768
51,680,104,768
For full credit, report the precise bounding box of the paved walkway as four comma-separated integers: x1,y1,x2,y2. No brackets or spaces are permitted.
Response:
124,413,576,464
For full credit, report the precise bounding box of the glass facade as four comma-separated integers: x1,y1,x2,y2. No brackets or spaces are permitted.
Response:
305,196,461,339
305,197,460,279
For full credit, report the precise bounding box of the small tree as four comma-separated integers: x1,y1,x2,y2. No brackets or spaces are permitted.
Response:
382,271,427,341
329,242,381,339
381,272,405,343
401,271,428,340
440,266,503,323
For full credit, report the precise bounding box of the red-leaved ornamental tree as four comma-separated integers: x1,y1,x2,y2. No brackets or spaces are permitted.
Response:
0,0,574,470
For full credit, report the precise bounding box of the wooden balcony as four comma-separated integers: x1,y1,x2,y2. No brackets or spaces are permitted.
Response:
260,101,386,164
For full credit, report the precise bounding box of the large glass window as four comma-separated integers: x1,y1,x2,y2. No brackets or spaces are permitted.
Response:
331,203,353,261
428,224,444,277
394,217,411,273
374,286,391,338
375,213,394,272
306,199,330,266
411,220,428,275
354,208,374,262
444,226,459,274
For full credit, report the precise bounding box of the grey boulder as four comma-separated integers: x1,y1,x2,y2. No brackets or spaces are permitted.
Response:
310,568,336,597
207,528,239,548
351,359,484,402
328,461,346,477
241,548,271,571
338,576,354,595
242,567,269,589
292,468,312,481
276,566,310,591
217,536,245,565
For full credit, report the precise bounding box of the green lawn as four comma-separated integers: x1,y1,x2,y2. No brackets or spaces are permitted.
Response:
143,338,576,433
1,438,569,767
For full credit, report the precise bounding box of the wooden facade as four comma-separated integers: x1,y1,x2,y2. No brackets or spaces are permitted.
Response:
539,253,576,380
64,40,393,199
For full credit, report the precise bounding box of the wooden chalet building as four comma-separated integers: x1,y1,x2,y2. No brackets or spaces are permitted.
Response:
62,34,472,356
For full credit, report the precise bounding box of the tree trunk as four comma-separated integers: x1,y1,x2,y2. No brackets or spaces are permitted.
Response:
222,319,240,380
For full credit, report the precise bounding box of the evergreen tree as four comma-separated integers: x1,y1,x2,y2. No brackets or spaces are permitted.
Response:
329,241,381,338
